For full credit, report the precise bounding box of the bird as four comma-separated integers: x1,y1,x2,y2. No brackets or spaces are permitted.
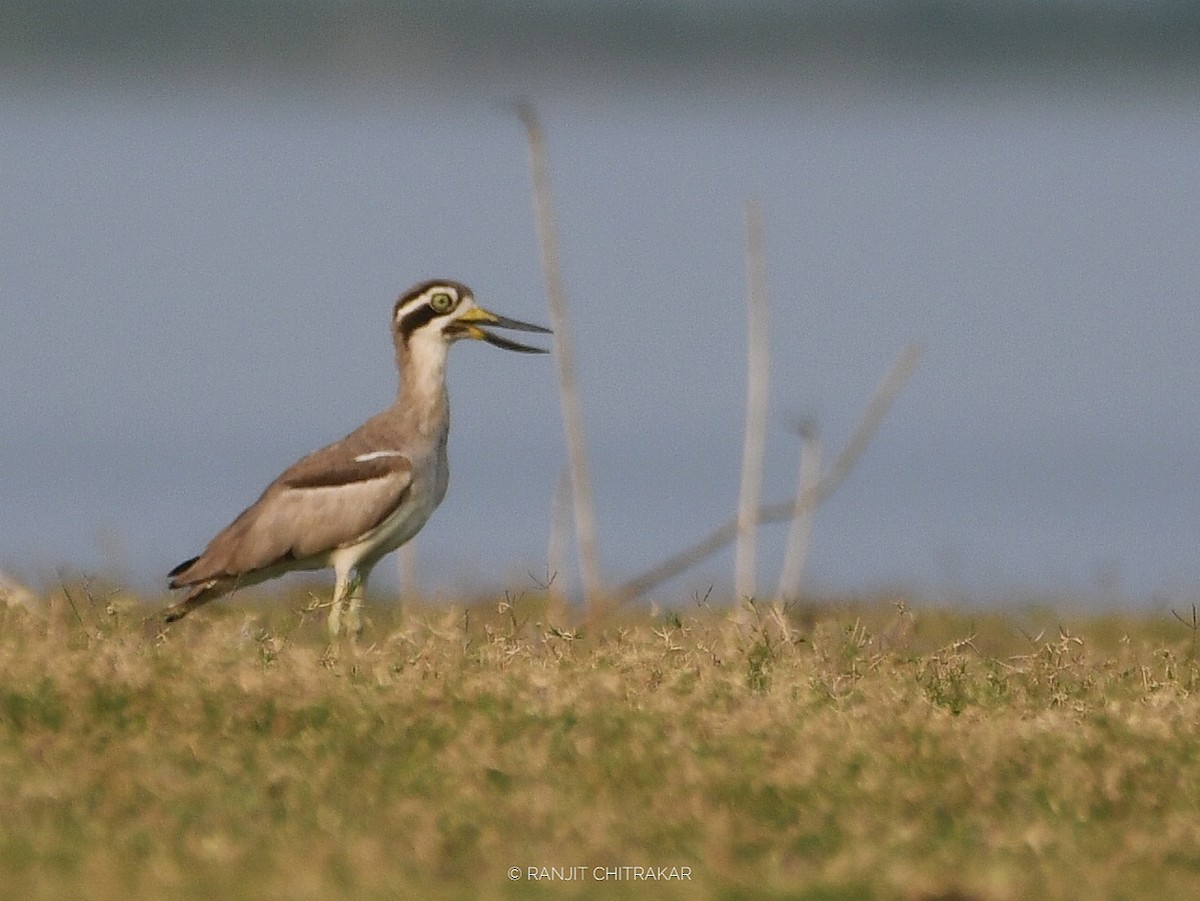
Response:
163,279,551,636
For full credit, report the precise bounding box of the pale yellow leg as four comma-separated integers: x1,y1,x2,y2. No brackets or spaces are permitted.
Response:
327,568,352,638
344,569,370,638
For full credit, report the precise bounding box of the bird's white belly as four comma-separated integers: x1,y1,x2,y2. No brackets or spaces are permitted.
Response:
334,439,449,573
364,483,438,558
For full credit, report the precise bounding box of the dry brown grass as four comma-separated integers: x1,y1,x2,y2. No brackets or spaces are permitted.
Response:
1,583,1198,900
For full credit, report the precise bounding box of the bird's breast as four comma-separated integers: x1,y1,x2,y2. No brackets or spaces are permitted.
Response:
356,432,449,565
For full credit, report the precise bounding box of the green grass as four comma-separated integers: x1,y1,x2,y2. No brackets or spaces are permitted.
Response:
1,585,1198,900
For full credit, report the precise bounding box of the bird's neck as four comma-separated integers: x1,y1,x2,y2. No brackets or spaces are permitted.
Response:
395,332,450,437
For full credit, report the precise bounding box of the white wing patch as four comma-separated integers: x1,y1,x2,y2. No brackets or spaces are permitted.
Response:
354,450,408,463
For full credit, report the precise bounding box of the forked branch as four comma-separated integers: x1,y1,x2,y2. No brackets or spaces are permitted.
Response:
776,419,823,601
735,198,771,600
610,342,923,607
518,101,605,611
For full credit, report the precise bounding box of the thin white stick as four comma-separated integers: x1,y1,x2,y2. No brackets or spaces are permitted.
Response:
735,198,771,601
613,342,923,606
546,469,571,620
776,421,822,601
518,102,605,614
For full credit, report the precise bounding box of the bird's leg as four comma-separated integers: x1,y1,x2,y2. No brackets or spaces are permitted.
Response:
344,569,368,638
328,568,353,638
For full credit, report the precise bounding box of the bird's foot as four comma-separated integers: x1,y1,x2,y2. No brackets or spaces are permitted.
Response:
327,600,364,640
343,604,363,639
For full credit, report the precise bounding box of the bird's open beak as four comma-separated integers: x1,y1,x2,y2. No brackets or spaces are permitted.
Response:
457,306,552,353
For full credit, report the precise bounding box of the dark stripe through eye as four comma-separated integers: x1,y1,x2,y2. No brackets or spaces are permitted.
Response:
397,301,446,340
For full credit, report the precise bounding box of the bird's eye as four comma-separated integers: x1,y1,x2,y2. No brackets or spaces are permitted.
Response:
429,291,456,313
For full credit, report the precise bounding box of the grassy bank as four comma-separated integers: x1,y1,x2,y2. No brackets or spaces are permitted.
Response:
1,586,1198,899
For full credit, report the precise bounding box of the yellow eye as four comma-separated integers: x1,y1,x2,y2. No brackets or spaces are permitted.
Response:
429,291,456,313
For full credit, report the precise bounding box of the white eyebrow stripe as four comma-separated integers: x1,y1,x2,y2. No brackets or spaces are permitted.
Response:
354,450,408,463
394,285,459,322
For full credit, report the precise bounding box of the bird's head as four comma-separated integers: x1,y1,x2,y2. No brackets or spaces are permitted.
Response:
392,280,551,354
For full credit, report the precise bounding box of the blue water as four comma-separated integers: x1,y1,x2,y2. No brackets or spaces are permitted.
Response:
3,76,1199,608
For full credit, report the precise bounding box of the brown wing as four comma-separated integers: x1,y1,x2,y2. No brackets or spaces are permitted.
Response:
169,447,412,586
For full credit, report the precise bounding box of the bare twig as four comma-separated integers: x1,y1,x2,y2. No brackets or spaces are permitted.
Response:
518,101,605,614
546,469,571,620
814,342,923,507
735,198,771,601
1170,605,1198,630
1171,604,1198,664
776,419,822,602
59,579,86,628
612,342,923,606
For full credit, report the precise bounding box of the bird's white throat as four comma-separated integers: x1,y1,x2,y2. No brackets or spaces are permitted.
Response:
397,328,451,436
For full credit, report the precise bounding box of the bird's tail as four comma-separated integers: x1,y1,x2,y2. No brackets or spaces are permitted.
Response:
163,555,232,623
167,555,201,586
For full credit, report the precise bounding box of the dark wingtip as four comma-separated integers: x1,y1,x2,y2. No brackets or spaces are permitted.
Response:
167,555,200,583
